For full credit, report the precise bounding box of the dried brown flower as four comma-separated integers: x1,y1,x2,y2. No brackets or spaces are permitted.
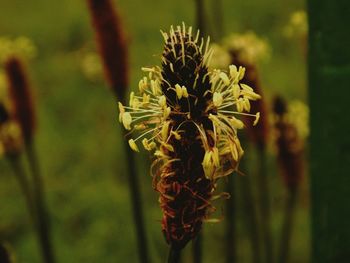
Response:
273,96,304,191
5,57,35,143
87,0,128,99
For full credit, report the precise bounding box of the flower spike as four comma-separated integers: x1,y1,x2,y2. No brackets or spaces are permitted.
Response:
118,24,261,249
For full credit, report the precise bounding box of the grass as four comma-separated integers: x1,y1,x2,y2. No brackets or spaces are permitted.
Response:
0,0,308,262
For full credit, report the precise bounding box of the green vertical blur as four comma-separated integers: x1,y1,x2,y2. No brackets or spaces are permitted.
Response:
308,1,350,262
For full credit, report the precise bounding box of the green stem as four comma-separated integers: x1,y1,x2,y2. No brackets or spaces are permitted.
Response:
240,171,262,263
257,146,273,263
193,232,202,263
226,174,236,263
7,154,36,224
122,132,150,263
194,0,206,34
211,0,224,40
167,246,181,263
25,141,56,263
278,188,298,263
0,244,13,263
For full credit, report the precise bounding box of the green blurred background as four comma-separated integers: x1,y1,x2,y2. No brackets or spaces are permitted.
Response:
0,0,308,262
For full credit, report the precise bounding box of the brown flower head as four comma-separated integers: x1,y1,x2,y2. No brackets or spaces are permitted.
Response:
4,57,35,143
118,24,261,249
0,103,9,125
87,0,128,99
0,102,22,156
273,96,304,191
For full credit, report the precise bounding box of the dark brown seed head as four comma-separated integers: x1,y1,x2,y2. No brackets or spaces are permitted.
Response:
155,29,215,250
87,0,129,99
5,57,36,143
118,25,261,250
0,103,10,125
273,96,303,191
273,95,287,116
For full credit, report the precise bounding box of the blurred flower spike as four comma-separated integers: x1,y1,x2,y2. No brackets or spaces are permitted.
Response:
0,89,22,157
5,57,36,144
118,23,261,249
222,31,270,65
283,11,308,39
0,36,37,62
273,96,305,191
87,0,128,99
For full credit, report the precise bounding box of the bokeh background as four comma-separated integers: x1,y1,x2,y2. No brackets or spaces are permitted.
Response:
0,0,309,262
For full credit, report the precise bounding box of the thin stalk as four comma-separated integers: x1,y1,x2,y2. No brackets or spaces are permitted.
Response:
167,246,181,263
0,244,13,263
193,232,202,263
277,188,298,263
240,170,262,263
122,131,150,263
225,174,236,263
25,141,56,263
211,0,224,40
7,154,36,224
257,146,273,263
194,0,206,34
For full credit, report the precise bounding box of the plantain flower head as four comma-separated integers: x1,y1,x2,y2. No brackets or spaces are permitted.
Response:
283,11,308,39
118,24,261,249
273,96,304,191
0,91,22,157
222,31,270,65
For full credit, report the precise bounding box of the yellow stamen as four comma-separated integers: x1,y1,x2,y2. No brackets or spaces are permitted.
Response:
213,92,223,107
175,84,183,99
253,112,260,126
128,139,139,152
122,112,132,130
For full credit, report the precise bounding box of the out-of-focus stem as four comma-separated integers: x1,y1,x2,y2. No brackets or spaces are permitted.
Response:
25,141,56,263
257,146,273,263
122,131,150,263
0,244,13,263
193,232,202,263
225,174,236,263
240,170,262,263
278,188,298,263
211,0,224,40
7,154,35,224
194,0,206,34
168,246,181,263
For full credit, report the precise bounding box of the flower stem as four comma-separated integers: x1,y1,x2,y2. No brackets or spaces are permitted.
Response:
194,0,206,34
278,187,298,263
225,174,236,263
167,246,181,263
25,141,56,263
0,243,13,263
193,232,202,263
257,146,273,263
240,163,262,263
122,131,150,263
7,154,36,225
211,0,224,40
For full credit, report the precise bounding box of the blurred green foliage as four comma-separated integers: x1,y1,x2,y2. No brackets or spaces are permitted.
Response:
0,0,308,262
